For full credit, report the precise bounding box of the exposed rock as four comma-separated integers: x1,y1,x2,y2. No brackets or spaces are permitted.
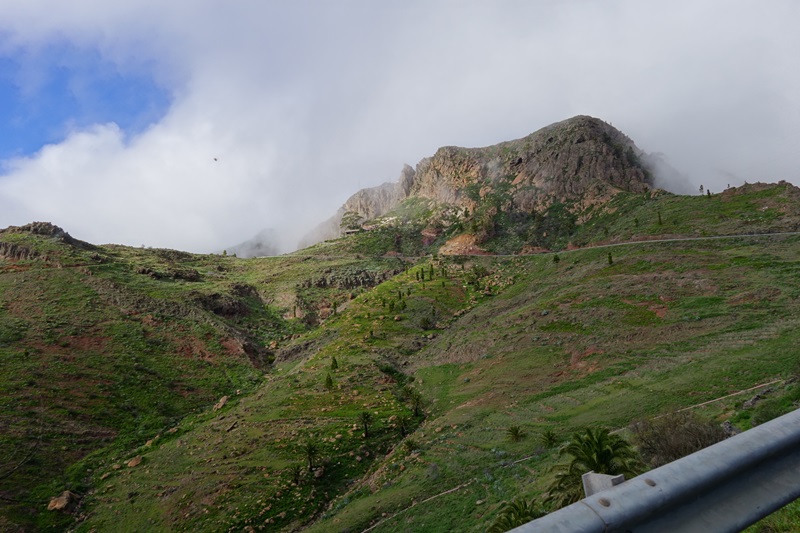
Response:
275,340,315,363
742,387,775,409
297,268,402,290
213,396,229,411
135,266,201,282
300,116,655,247
192,292,250,317
1,222,94,250
438,234,489,256
47,491,79,512
0,242,39,261
299,166,416,248
721,420,740,437
126,455,142,468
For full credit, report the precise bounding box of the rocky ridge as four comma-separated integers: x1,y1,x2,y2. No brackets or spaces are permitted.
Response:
301,115,655,247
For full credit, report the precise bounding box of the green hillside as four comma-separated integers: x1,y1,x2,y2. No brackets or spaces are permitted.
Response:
2,182,800,532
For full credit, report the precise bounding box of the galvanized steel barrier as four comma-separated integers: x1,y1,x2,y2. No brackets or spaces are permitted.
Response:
512,407,800,533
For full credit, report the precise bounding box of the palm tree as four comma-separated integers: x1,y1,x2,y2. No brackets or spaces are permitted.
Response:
302,440,320,471
539,429,558,449
487,497,545,532
359,411,374,439
396,415,411,437
507,425,526,443
289,463,302,484
546,427,642,508
408,389,425,417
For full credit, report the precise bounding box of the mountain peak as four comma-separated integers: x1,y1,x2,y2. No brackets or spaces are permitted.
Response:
302,116,654,248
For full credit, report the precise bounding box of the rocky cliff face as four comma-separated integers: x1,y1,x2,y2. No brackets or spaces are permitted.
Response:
300,115,655,247
298,165,416,249
414,115,652,210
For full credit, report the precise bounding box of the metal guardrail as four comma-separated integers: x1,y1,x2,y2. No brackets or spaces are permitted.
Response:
512,407,800,533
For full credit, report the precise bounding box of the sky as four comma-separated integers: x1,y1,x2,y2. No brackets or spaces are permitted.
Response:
0,1,798,253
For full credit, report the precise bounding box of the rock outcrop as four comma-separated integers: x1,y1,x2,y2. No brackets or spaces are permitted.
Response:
47,491,80,513
300,115,655,247
1,222,95,249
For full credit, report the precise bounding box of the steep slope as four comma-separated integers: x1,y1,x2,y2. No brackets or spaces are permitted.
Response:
301,115,654,248
0,223,405,531
74,229,800,532
297,180,800,258
4,117,800,532
40,182,799,532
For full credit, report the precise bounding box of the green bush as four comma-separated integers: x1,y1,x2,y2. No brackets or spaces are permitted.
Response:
506,425,526,443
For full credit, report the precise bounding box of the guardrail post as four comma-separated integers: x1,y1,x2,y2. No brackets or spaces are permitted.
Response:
582,472,625,497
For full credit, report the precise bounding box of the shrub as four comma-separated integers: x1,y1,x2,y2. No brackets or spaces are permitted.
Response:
403,439,419,452
752,398,792,426
396,415,411,437
419,315,434,330
289,463,302,484
407,389,425,417
507,425,526,443
488,497,545,532
539,429,558,449
630,411,727,468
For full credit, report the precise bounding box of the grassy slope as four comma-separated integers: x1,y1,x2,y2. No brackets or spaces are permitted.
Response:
313,236,800,532
0,232,403,531
78,232,800,532
3,183,800,531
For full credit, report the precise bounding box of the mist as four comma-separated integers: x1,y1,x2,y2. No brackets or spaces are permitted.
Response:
0,1,797,253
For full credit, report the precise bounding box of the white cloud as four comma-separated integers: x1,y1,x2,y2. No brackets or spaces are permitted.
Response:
1,0,799,251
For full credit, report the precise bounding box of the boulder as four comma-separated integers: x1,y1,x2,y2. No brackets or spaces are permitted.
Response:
47,491,79,513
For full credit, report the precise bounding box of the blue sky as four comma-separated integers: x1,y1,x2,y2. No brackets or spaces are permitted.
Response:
0,43,170,159
0,1,798,252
